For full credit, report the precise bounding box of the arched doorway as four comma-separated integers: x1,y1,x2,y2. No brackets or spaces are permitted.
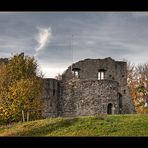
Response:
107,103,113,114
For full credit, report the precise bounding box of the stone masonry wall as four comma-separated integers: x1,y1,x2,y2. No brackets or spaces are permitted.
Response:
62,57,127,88
60,57,135,115
121,86,135,114
42,78,59,117
59,79,120,116
42,57,135,117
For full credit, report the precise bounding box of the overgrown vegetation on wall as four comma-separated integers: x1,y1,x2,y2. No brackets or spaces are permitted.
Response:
0,53,44,124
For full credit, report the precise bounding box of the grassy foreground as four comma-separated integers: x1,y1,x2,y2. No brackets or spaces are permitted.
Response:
0,114,148,136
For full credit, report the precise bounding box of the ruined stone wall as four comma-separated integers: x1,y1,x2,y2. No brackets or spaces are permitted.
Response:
61,58,135,115
42,78,59,117
62,58,127,87
121,86,135,114
42,57,135,117
115,61,127,87
59,79,121,116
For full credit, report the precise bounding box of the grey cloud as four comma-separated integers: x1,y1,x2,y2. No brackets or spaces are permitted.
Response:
0,12,148,77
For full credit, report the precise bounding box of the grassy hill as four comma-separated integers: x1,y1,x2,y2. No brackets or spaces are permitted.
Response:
0,114,148,136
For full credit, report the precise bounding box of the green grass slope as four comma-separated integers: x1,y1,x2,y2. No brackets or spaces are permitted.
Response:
0,114,148,136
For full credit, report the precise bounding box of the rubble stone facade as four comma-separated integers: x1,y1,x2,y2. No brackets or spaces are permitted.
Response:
42,57,135,117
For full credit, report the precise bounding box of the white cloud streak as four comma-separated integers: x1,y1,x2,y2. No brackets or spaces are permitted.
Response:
35,26,52,52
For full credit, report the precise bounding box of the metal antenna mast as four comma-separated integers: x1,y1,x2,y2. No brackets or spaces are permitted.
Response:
71,34,74,72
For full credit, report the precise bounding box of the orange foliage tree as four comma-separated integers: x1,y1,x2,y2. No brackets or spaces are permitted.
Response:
127,62,148,113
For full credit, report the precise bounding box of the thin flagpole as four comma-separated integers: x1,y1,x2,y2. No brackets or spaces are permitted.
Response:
71,34,74,73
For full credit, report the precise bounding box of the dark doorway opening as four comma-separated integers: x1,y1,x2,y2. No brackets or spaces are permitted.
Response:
118,93,122,114
107,103,113,114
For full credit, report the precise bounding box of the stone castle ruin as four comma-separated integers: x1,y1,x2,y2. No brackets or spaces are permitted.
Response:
42,57,135,117
0,55,135,118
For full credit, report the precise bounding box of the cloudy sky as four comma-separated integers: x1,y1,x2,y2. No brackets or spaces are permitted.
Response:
0,12,148,78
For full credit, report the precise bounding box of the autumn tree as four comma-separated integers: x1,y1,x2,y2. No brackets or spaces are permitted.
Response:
135,64,148,113
0,53,44,123
127,61,148,113
127,62,138,109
